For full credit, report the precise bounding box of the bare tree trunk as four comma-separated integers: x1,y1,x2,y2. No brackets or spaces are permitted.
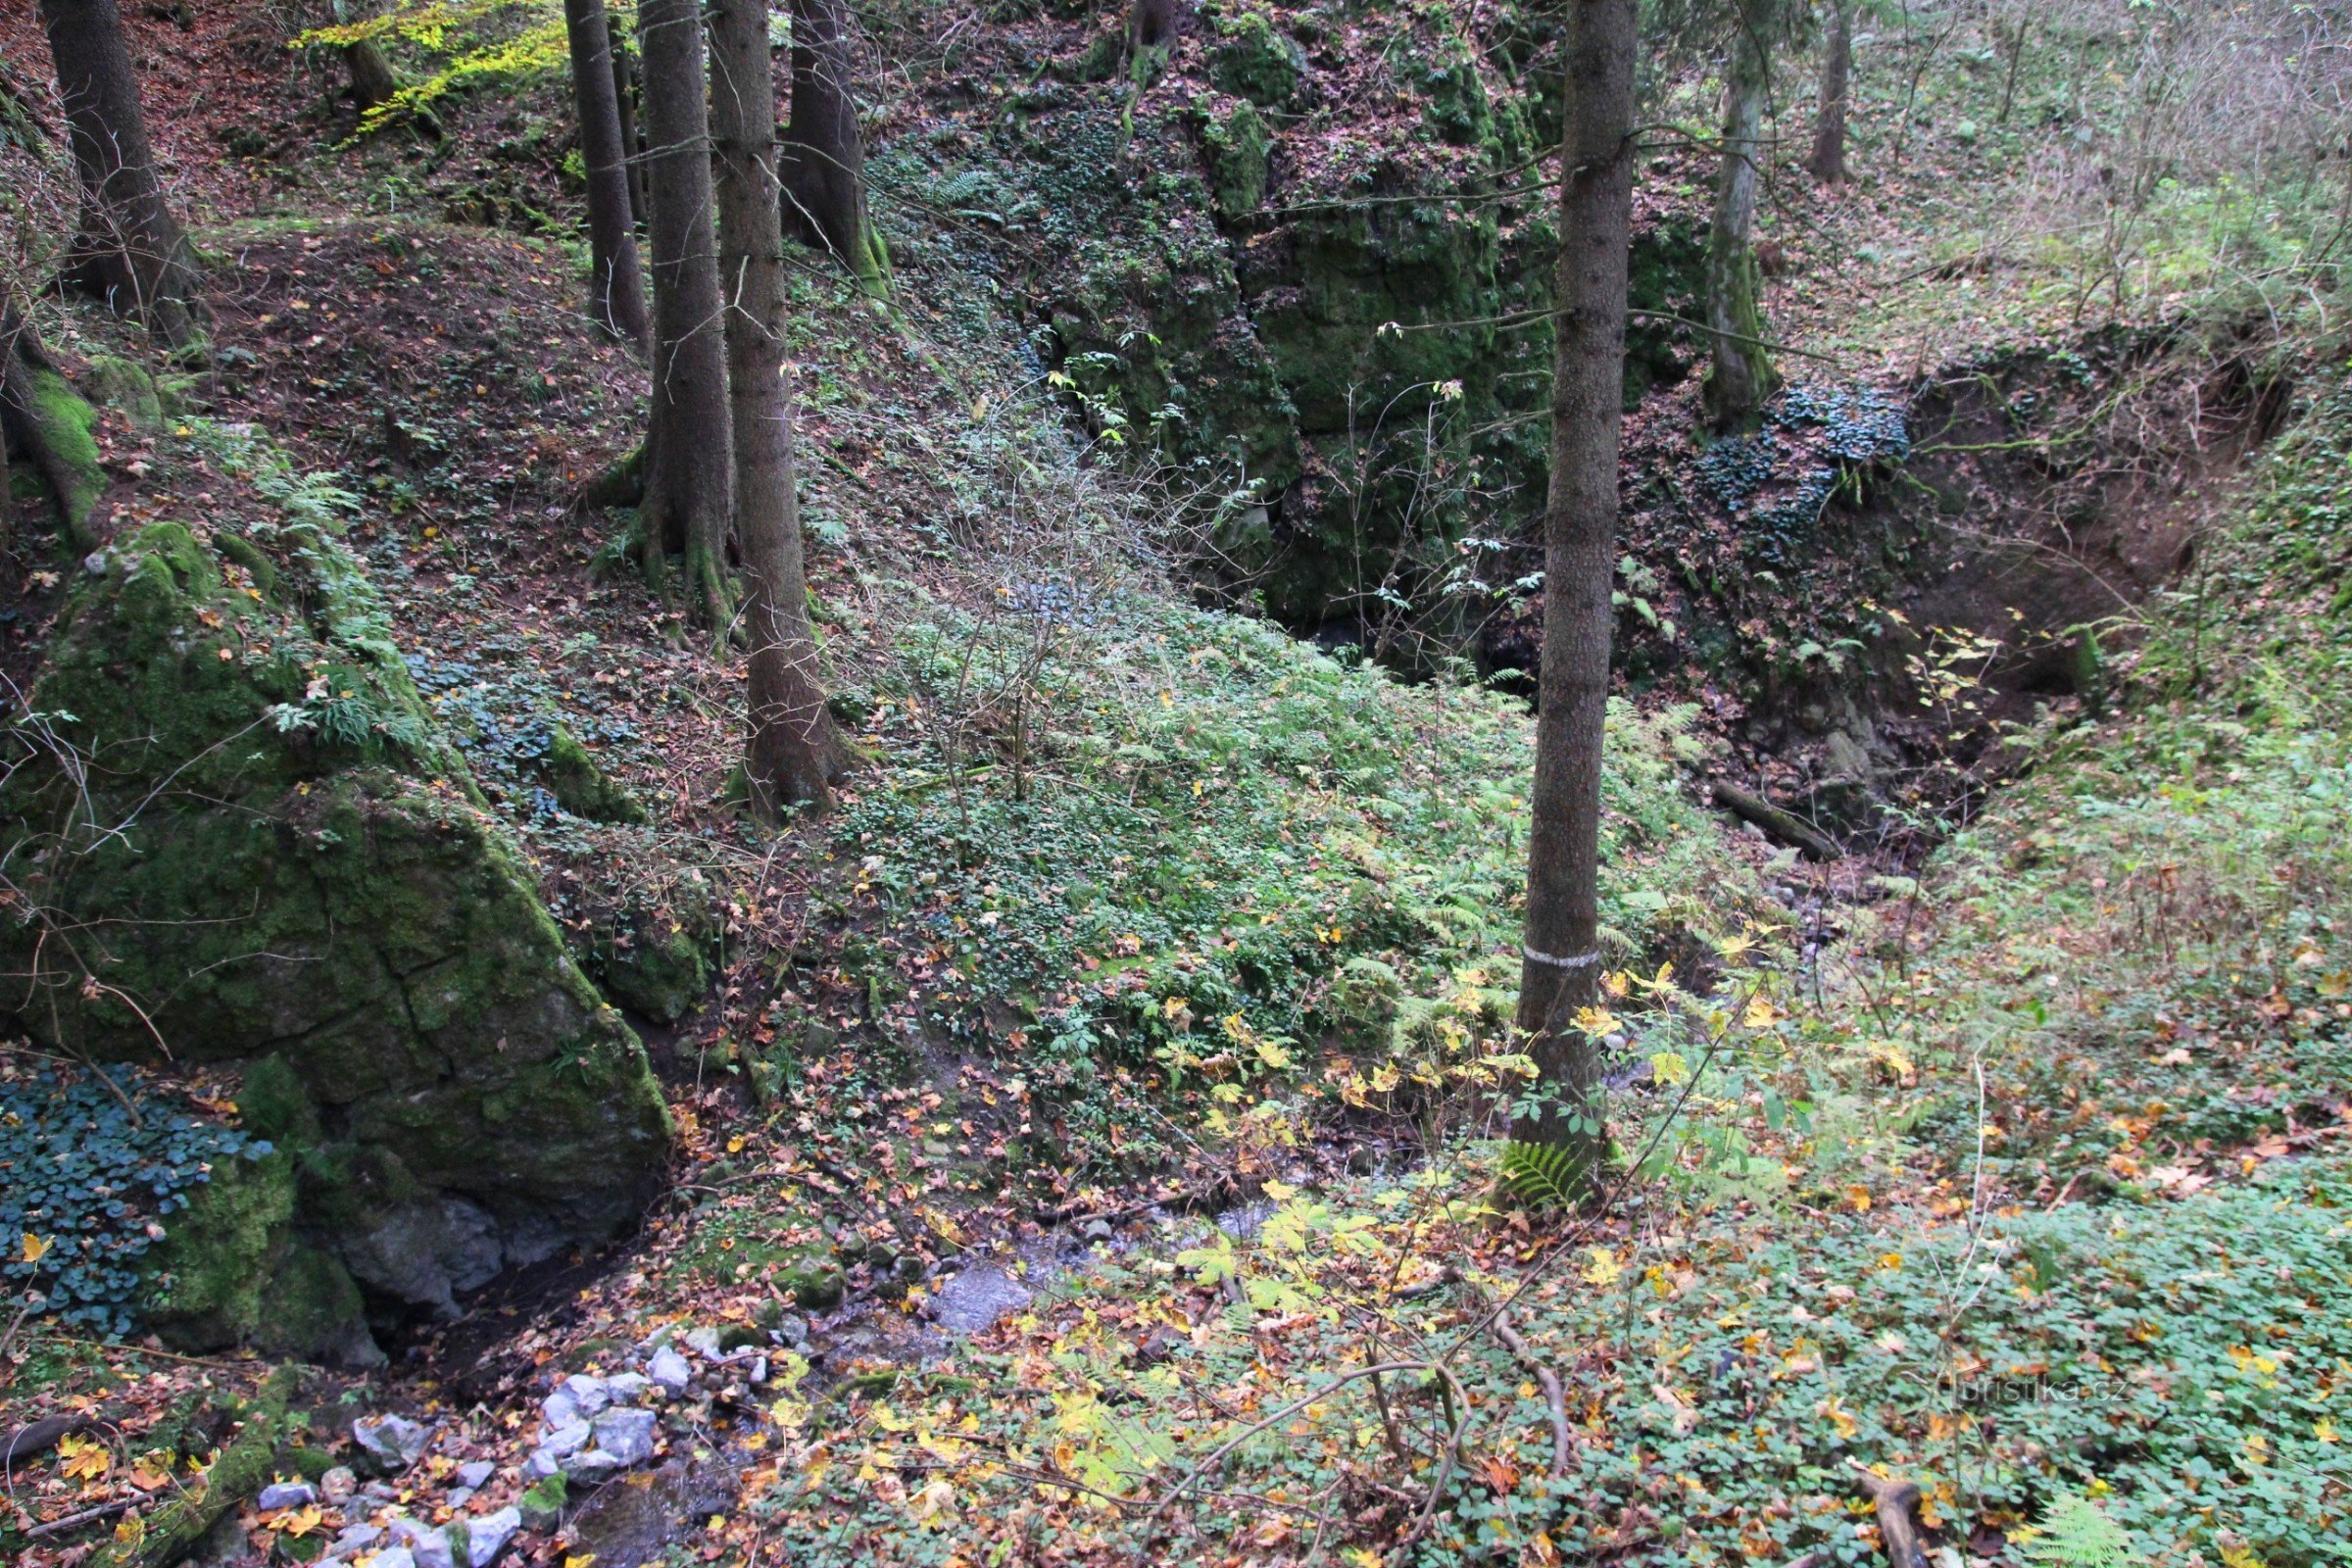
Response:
345,37,399,115
709,0,844,812
564,0,651,348
1499,0,1638,1207
1702,11,1777,431
1995,18,2027,125
635,0,734,628
1128,0,1177,53
612,36,650,227
1809,0,1851,184
780,0,886,294
37,0,203,350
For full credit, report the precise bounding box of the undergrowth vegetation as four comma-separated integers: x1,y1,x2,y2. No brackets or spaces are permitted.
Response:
776,591,1747,1181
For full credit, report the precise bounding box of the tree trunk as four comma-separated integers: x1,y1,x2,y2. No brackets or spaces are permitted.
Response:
709,0,844,812
564,0,651,348
1128,0,1177,53
780,0,885,294
345,37,399,116
37,0,203,350
635,0,734,627
1809,0,1851,184
1701,13,1777,431
612,36,650,227
1499,0,1638,1208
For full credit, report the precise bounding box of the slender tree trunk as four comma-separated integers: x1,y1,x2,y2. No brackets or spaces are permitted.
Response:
709,0,844,811
780,0,885,294
612,37,651,227
1128,0,1177,53
1995,19,2027,125
1702,12,1777,431
564,0,651,348
1499,0,1638,1207
1809,0,1851,184
37,0,203,350
636,0,734,628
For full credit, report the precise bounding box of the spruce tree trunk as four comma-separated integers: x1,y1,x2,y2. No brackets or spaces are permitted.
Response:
1701,15,1777,431
564,0,651,348
780,0,885,293
636,0,734,627
709,0,844,811
37,0,203,350
612,36,651,227
1809,0,1852,184
1500,0,1638,1207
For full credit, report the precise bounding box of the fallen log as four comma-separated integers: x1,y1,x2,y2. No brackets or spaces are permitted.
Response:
1712,780,1839,860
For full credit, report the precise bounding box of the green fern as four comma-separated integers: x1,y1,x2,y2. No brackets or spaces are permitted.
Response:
1496,1139,1586,1210
2010,1491,2146,1568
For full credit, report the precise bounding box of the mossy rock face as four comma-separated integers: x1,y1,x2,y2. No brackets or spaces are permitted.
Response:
83,354,166,430
585,869,721,1023
2,505,670,1351
1200,99,1271,220
1210,8,1307,109
541,723,649,823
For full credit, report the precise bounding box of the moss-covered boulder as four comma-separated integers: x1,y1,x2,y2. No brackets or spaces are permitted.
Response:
0,475,669,1360
1209,6,1307,109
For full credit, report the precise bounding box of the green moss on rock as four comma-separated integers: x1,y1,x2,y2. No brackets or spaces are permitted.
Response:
2,429,669,1349
1210,8,1306,109
1200,99,1270,220
84,355,165,430
542,723,649,823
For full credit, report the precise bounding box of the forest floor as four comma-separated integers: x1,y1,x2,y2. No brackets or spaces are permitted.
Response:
4,5,2351,1568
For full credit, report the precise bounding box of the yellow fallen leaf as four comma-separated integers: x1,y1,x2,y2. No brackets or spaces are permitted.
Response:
1582,1246,1622,1287
58,1434,111,1481
22,1232,54,1263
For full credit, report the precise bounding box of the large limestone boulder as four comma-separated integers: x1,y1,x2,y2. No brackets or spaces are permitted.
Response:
1,510,668,1362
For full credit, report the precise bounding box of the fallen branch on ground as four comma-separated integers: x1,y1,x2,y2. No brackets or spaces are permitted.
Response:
1712,780,1839,860
1846,1458,1930,1568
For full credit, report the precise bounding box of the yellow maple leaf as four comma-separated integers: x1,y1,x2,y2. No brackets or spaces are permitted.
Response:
58,1434,111,1481
2315,1417,2339,1444
1741,995,1780,1029
1572,1004,1620,1037
275,1506,326,1538
21,1232,54,1264
1582,1246,1622,1287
